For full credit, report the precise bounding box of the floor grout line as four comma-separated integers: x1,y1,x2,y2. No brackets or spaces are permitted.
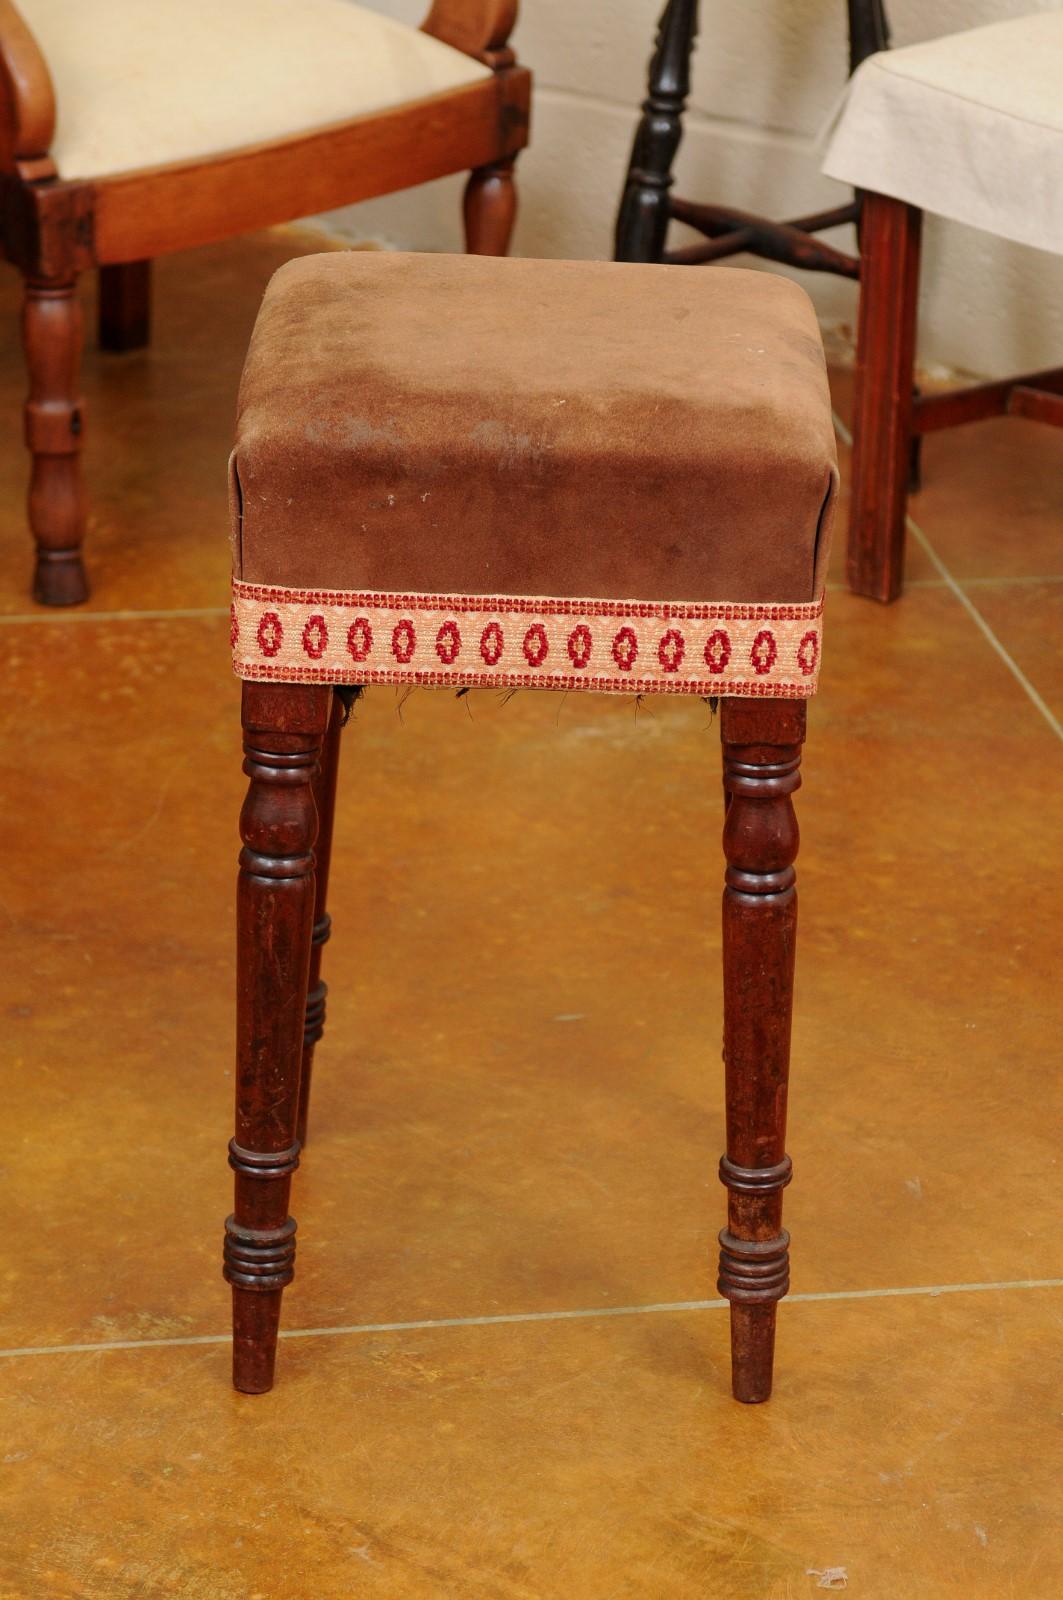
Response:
0,605,229,626
2,1277,1060,1361
832,411,1063,744
899,573,1063,590
3,574,1060,629
902,520,1063,743
829,576,1063,592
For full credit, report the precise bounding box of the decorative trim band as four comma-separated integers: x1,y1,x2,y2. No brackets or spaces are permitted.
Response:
231,580,825,698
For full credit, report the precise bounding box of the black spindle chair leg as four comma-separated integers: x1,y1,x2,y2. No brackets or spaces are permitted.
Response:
615,0,699,263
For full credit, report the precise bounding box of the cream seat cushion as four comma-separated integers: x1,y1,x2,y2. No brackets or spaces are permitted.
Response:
822,13,1063,256
21,0,492,181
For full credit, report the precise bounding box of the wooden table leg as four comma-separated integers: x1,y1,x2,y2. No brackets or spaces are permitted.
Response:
225,680,330,1393
718,697,805,1402
848,192,922,603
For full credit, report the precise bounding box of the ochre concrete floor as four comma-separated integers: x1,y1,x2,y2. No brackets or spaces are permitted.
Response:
1,230,1061,1599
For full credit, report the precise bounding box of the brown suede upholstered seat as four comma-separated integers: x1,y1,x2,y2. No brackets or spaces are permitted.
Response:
230,252,837,696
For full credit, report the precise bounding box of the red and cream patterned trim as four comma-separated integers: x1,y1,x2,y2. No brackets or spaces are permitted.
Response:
231,581,825,697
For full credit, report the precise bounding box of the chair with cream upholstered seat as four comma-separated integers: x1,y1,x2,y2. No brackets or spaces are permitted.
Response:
822,12,1063,601
0,0,529,604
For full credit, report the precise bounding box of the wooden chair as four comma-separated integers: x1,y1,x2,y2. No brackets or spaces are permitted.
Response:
224,249,838,1400
0,0,530,606
615,2,884,276
823,12,1063,601
617,2,1063,605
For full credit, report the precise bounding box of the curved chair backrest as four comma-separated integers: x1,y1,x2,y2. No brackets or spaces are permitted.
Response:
0,0,56,172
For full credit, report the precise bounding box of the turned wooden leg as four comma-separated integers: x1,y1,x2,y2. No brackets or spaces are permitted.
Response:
98,260,152,352
463,159,517,256
22,276,89,606
718,698,805,1403
614,0,699,262
296,691,349,1149
848,192,922,603
225,681,331,1393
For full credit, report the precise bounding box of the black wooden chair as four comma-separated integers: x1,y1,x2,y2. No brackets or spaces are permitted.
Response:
615,0,887,275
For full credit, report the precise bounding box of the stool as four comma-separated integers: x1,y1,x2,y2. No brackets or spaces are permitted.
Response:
225,251,838,1402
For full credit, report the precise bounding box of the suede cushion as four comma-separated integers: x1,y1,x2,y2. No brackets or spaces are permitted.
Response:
231,252,838,607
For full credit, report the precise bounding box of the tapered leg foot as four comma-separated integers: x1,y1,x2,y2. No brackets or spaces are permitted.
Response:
231,1288,284,1394
225,682,331,1392
727,1304,778,1404
463,160,517,256
227,1217,296,1394
718,699,805,1404
33,548,89,607
23,277,90,606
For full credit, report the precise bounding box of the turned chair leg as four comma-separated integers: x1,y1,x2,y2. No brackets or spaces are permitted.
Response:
98,260,152,352
463,159,518,256
296,690,351,1149
717,698,805,1403
848,191,922,603
22,276,89,606
614,0,699,262
225,681,331,1393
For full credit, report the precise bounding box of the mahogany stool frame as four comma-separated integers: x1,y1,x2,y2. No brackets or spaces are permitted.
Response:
227,683,807,1404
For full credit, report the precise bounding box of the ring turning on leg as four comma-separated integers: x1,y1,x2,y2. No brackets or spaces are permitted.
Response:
227,682,330,1393
718,698,805,1403
22,277,89,605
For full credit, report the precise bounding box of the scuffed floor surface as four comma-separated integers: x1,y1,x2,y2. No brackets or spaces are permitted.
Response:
1,230,1061,1599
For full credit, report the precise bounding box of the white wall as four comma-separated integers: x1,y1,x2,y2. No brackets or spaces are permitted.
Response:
321,0,1063,378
